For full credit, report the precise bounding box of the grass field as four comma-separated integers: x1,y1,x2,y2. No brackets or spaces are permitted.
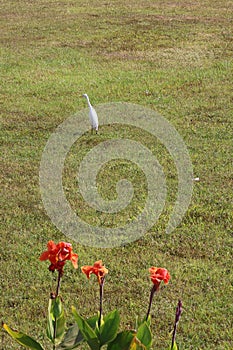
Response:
1,0,233,349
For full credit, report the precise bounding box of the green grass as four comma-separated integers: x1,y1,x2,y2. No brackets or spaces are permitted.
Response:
1,0,233,349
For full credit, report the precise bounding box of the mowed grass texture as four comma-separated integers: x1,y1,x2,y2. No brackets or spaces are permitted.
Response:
1,0,233,349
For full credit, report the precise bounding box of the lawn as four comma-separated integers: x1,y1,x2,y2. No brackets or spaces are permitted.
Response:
0,0,233,349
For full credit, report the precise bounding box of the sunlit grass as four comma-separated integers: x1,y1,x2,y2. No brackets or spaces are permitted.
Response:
1,0,232,349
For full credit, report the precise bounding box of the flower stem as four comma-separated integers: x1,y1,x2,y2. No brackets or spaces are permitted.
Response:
146,284,157,321
98,277,105,328
52,270,63,350
171,323,177,349
171,300,182,349
55,270,62,297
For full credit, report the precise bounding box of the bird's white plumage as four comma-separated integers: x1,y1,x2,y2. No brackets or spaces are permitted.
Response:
192,177,200,182
82,94,98,132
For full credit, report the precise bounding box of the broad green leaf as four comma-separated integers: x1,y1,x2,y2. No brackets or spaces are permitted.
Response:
57,315,99,350
135,315,151,330
72,307,100,350
47,296,65,344
55,311,66,344
2,323,44,350
48,296,63,321
136,322,152,349
53,296,63,318
86,315,99,329
100,309,120,345
47,298,55,341
57,323,83,350
107,330,135,350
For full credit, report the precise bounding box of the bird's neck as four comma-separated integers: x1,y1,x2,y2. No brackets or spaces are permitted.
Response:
86,97,92,108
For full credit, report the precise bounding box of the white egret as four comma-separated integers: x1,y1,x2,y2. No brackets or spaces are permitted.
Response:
82,93,98,133
192,177,200,182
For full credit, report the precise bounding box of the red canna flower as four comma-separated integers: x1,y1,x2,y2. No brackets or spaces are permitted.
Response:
149,267,170,290
81,260,108,285
40,240,78,273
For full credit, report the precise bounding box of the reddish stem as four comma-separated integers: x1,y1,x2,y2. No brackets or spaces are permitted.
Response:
146,284,157,321
98,276,105,328
52,269,63,350
171,300,182,349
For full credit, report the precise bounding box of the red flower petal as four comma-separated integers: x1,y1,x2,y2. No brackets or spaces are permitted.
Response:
39,251,50,261
149,267,170,288
40,241,78,272
81,265,93,279
81,260,108,284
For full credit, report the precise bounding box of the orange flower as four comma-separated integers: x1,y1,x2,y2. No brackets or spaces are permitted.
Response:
149,267,170,289
40,240,78,273
81,260,108,285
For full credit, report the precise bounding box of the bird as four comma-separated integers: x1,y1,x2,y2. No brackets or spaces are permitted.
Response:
82,94,98,133
192,177,200,182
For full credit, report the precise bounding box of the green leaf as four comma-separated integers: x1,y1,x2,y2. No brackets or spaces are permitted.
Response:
107,330,135,350
2,323,44,350
135,315,151,330
47,296,65,344
47,302,54,342
57,315,99,350
53,296,63,318
72,307,100,350
136,322,152,349
86,315,99,329
57,323,83,350
99,309,120,345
